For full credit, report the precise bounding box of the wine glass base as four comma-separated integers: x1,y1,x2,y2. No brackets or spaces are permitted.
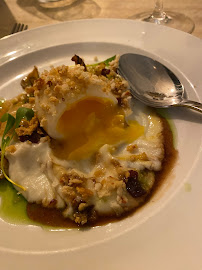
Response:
38,0,77,8
131,11,195,34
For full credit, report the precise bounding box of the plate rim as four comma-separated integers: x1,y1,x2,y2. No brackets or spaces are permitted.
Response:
0,18,202,269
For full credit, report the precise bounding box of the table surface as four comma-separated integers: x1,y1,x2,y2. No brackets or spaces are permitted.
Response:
0,0,202,39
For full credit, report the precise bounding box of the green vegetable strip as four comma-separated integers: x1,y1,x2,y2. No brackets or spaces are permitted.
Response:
87,55,116,67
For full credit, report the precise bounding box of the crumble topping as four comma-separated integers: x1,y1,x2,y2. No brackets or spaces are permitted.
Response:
0,55,167,226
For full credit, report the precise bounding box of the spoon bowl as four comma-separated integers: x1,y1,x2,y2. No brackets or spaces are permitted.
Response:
118,53,202,113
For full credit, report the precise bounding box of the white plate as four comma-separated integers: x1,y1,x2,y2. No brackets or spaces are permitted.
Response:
0,19,202,270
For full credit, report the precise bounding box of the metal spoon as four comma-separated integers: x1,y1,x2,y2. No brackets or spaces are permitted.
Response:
118,53,202,113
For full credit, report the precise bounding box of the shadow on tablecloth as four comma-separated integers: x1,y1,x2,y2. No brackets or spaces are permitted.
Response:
17,0,101,21
0,0,16,38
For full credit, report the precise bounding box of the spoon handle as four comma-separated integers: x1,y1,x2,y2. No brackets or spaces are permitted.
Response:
173,100,202,113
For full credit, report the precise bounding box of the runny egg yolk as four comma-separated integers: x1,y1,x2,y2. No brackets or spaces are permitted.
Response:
51,97,144,160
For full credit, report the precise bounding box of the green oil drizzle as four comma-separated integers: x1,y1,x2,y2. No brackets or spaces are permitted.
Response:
184,182,192,192
0,179,71,230
0,178,31,225
156,108,178,149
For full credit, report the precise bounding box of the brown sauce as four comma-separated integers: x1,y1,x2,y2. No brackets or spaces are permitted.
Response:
27,116,178,229
27,203,79,228
154,117,178,193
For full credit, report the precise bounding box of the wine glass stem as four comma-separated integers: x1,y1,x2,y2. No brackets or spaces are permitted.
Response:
152,0,166,20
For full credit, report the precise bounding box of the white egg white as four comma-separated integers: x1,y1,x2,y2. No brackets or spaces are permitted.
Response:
5,99,163,223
